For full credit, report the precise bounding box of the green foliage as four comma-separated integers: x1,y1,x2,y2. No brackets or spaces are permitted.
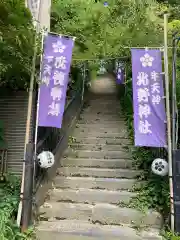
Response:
162,229,180,240
0,1,36,237
120,82,170,217
52,0,163,62
51,0,180,91
0,0,35,89
163,0,180,110
0,174,35,240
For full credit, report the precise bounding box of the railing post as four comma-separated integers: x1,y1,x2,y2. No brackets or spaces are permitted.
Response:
21,143,34,232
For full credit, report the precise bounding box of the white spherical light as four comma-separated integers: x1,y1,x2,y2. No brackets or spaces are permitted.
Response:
37,151,55,169
151,158,168,177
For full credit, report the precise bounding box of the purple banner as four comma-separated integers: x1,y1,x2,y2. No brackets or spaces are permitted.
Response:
131,49,167,147
38,33,74,128
116,67,125,84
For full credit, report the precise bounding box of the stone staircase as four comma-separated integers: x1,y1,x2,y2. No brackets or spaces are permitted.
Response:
36,95,163,240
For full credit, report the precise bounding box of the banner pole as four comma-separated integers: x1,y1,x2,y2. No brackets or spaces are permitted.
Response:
17,0,43,228
33,31,46,190
163,13,174,232
16,32,38,228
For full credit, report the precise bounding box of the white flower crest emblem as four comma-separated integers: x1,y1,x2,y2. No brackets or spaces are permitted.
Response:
140,53,154,67
52,41,66,53
117,74,121,79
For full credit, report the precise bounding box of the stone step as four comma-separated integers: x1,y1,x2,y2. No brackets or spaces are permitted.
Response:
83,104,121,108
85,100,118,103
80,110,123,114
82,103,121,107
79,117,126,122
39,203,162,229
84,100,119,103
81,112,123,117
61,158,133,169
73,129,128,136
76,123,127,129
54,176,141,191
83,108,121,111
92,81,116,88
85,101,119,105
74,127,127,134
73,137,132,145
88,98,118,101
87,100,118,103
36,232,124,240
79,112,125,117
78,119,127,124
74,132,129,138
81,111,123,116
82,111,122,116
49,188,136,204
36,220,163,240
57,167,140,179
83,106,122,111
64,149,131,159
69,143,131,151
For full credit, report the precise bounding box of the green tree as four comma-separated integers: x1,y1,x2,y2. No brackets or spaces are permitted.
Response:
0,0,35,89
51,0,164,61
